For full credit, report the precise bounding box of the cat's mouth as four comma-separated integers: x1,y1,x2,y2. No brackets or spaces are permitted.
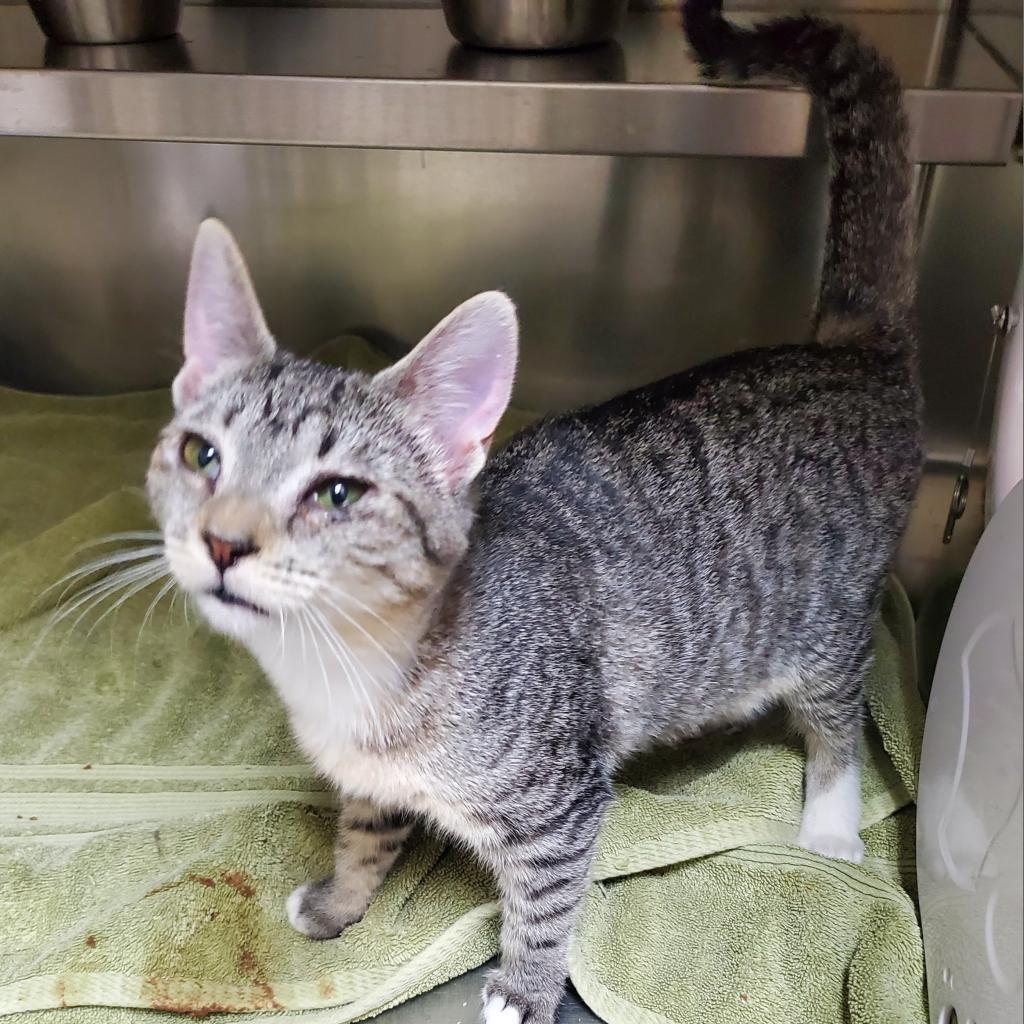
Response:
209,585,269,618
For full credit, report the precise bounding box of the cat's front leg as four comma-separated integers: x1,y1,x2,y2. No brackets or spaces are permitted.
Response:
287,799,412,940
480,785,608,1024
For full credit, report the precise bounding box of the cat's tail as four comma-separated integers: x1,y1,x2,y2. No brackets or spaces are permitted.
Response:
682,0,916,349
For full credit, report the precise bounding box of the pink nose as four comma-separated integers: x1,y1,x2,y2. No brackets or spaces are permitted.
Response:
202,532,257,573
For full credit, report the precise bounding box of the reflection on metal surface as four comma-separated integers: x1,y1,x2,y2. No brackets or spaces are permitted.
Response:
2,69,1018,163
0,70,812,160
0,7,1019,163
43,35,192,71
27,0,181,44
0,140,829,402
445,41,627,82
440,0,628,51
917,163,1024,462
968,14,1024,87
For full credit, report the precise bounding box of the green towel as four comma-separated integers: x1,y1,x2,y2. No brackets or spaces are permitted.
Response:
0,338,926,1024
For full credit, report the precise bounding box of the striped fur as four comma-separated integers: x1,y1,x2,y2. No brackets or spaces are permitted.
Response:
287,802,413,939
147,7,922,1022
683,0,917,346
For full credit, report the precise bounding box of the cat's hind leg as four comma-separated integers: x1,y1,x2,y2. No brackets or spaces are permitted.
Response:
786,674,866,864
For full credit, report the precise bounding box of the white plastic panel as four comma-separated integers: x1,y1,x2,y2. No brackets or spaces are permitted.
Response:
919,481,1023,1024
988,269,1024,521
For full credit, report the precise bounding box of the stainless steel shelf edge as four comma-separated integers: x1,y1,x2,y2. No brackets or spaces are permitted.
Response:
1,71,1019,163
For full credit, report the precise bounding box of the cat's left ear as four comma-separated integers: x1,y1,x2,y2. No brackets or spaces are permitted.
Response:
376,291,518,489
173,219,276,409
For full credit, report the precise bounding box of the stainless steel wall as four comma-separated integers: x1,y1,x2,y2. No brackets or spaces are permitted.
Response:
0,141,832,403
0,137,1020,602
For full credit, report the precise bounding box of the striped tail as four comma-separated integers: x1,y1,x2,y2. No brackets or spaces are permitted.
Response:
683,0,916,348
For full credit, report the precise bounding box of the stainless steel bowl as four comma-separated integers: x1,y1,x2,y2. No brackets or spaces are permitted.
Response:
27,0,182,45
44,36,192,70
441,0,628,52
445,42,626,83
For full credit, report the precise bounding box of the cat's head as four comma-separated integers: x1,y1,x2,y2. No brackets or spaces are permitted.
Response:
147,219,517,647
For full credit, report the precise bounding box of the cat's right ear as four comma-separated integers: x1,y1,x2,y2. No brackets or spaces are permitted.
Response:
173,219,276,409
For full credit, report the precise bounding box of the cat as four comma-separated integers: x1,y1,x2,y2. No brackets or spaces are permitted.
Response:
145,2,922,1021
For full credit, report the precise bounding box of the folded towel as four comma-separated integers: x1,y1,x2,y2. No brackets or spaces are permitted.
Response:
0,338,926,1024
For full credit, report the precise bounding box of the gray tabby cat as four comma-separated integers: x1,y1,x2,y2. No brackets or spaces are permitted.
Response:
146,2,921,1020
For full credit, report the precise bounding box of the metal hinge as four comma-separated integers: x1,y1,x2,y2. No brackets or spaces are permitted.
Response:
943,303,1018,543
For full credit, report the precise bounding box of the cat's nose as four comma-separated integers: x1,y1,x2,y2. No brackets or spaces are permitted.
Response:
203,531,258,573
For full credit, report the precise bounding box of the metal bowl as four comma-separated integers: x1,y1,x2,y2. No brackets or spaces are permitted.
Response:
445,41,626,83
28,0,182,45
441,0,628,52
44,36,192,70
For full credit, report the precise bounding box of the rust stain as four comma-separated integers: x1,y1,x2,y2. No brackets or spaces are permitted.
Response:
739,993,749,1002
145,874,216,899
220,870,255,899
150,999,229,1017
144,973,280,1017
254,982,280,1010
144,879,183,898
29,816,38,822
84,935,97,949
55,980,67,1008
82,764,93,770
318,979,335,999
144,976,230,1018
208,910,219,921
238,949,258,977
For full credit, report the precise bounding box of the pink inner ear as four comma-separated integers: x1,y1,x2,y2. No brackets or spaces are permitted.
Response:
172,360,208,409
453,342,514,433
383,291,519,488
174,219,275,409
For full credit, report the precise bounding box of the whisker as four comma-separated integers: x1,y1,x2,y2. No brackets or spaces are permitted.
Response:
84,566,170,640
37,545,166,609
301,608,336,721
73,529,163,547
296,607,310,666
316,579,418,657
63,568,166,643
315,602,387,724
308,605,378,718
135,577,177,657
317,592,407,684
50,560,166,631
134,577,178,663
25,560,165,665
64,530,164,561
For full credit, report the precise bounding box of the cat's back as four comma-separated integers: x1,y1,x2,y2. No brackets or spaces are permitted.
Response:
479,339,920,554
436,339,918,745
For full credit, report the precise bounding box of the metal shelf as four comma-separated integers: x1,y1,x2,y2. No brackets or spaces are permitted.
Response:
0,6,1020,162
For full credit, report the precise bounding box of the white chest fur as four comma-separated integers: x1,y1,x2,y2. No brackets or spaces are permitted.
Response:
245,620,457,825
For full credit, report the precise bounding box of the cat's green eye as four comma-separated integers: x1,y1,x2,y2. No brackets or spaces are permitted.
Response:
309,478,367,512
181,434,220,480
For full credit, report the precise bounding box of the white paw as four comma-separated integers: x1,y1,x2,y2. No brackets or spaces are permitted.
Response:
483,995,523,1024
796,829,865,864
286,882,317,936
